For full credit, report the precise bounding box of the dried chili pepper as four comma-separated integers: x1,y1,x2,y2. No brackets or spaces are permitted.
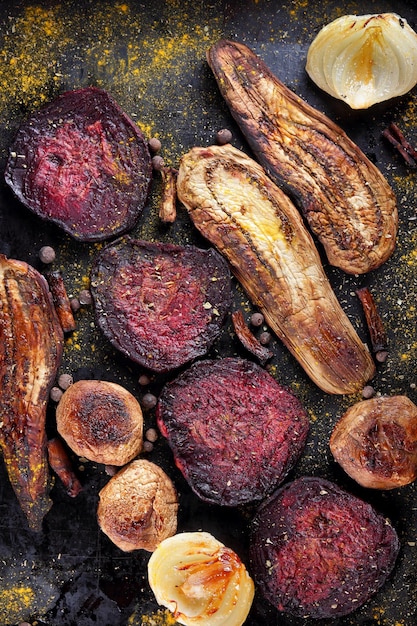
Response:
382,122,417,167
159,167,178,223
47,437,83,498
232,309,273,365
356,286,388,361
46,271,76,333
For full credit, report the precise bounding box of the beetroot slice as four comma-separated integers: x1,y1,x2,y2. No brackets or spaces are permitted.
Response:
90,238,231,372
249,476,400,619
4,87,152,241
156,357,309,506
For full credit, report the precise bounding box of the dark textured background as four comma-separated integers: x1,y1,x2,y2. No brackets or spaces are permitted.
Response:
0,1,416,624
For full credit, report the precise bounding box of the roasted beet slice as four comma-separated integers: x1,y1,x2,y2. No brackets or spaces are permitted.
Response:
249,476,400,619
156,357,309,506
4,87,152,241
90,237,231,372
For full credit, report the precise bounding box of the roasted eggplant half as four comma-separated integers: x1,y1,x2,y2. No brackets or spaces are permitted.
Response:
207,39,398,275
177,143,375,394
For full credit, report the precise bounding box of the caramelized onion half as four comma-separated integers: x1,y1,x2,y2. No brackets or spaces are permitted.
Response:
147,531,254,626
306,13,417,109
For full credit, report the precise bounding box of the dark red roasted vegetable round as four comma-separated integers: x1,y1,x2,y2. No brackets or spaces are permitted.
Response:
249,476,400,619
156,357,309,506
90,237,231,372
4,87,152,241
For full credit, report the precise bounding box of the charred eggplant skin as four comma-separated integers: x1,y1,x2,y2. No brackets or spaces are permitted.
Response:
177,143,375,395
0,255,63,530
207,40,398,275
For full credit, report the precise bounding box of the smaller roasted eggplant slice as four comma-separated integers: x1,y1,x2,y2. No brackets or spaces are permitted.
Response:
90,237,231,373
0,255,64,530
156,357,309,506
5,87,152,242
56,379,143,466
97,459,178,552
330,395,417,489
250,476,400,619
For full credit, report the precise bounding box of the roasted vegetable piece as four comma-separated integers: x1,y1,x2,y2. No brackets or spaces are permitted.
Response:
305,13,417,110
148,531,255,626
0,255,64,530
330,395,417,489
250,476,400,619
4,87,152,242
156,358,309,506
56,379,143,466
231,309,273,365
97,459,178,552
207,39,398,275
47,437,83,498
177,144,375,394
90,237,231,373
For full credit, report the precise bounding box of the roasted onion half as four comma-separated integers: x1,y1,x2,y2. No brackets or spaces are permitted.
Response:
306,13,417,109
147,531,254,626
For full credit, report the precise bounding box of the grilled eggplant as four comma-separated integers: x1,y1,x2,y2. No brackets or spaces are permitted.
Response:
207,39,398,275
176,144,375,395
0,255,63,530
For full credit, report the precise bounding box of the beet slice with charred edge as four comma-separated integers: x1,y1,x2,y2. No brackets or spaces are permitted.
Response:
90,237,231,372
156,357,309,506
4,87,152,241
249,476,400,619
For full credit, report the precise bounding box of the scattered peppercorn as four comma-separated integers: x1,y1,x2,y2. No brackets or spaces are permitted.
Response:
375,350,388,363
152,155,165,171
143,440,154,453
259,331,272,345
362,385,376,399
145,427,159,443
138,373,151,386
58,373,73,390
50,386,63,402
70,297,81,313
148,137,162,154
78,289,92,306
215,128,233,145
142,392,158,410
39,245,56,264
250,312,264,327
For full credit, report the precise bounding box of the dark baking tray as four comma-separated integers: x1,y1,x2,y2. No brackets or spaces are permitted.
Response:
0,1,416,624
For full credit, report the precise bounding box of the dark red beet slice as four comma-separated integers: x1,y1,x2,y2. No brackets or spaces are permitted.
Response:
156,357,309,506
90,237,231,372
249,476,400,619
4,87,152,241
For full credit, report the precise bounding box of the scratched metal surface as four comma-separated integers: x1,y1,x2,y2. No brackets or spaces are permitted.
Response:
0,0,416,624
